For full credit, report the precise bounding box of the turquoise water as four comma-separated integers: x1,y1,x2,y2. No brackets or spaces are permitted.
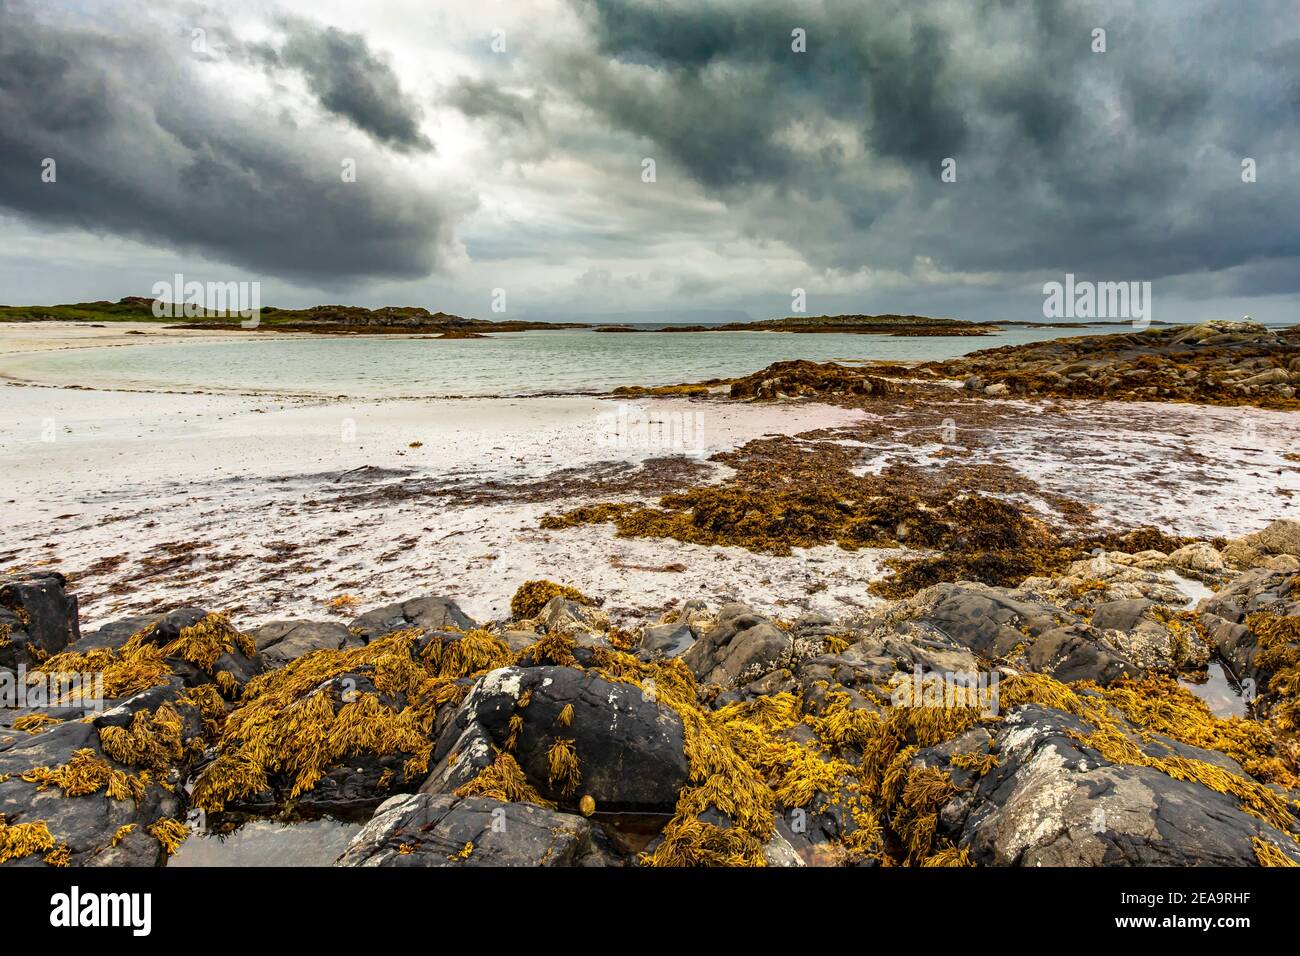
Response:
4,325,1125,398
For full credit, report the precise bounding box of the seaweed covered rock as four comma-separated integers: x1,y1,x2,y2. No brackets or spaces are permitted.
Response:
0,680,218,867
939,704,1300,866
31,609,264,708
190,627,511,816
509,580,595,621
728,360,900,401
251,620,360,667
426,665,689,813
336,793,609,866
349,595,475,642
0,573,79,670
926,321,1300,409
133,609,263,692
868,583,1139,684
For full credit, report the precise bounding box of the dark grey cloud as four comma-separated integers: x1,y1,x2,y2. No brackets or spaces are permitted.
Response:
544,0,1300,290
0,1,468,284
257,18,433,153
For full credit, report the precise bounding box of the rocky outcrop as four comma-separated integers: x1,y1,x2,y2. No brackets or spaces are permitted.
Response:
922,320,1300,408
867,582,1139,684
0,679,206,867
7,564,1299,869
681,604,799,687
937,704,1300,866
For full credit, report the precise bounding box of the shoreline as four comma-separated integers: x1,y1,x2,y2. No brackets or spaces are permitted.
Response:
3,320,1299,871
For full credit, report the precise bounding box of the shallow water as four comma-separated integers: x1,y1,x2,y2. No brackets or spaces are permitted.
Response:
1179,661,1247,719
0,324,1124,398
168,817,363,867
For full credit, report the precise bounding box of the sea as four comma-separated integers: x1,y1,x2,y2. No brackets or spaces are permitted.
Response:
0,323,1187,398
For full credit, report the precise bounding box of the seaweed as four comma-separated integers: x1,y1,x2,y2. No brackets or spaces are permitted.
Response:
190,626,510,811
21,749,147,801
0,815,55,864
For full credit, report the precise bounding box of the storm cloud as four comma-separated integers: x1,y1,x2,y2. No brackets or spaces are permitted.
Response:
0,0,1297,318
261,18,434,153
541,0,1300,287
0,0,466,285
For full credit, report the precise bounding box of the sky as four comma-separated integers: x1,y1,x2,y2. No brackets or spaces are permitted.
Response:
1,0,1298,324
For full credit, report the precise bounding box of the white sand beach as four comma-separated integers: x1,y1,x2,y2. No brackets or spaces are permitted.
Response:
2,323,1298,631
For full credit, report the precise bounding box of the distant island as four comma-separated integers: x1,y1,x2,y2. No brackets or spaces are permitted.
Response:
0,297,1167,336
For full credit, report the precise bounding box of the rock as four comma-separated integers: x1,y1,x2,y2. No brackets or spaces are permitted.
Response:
73,615,156,652
1016,557,1186,605
1246,519,1300,557
251,620,360,666
500,630,542,653
1240,368,1289,386
1089,599,1156,632
336,793,609,866
1086,598,1209,671
350,595,475,642
681,604,794,686
638,622,695,658
940,704,1300,866
1198,569,1300,690
877,583,1137,684
983,383,1009,396
1262,554,1300,572
128,608,263,693
0,692,191,867
426,665,689,813
534,597,610,641
1168,542,1226,574
762,827,806,867
1221,540,1266,570
672,599,712,631
0,573,80,669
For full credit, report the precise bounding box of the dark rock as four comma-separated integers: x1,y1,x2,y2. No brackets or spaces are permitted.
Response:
682,604,793,686
881,584,1138,684
638,622,695,658
1199,569,1298,687
1090,599,1157,633
0,696,187,867
939,704,1300,866
0,573,79,669
426,665,689,813
350,595,475,642
252,620,360,666
73,615,156,652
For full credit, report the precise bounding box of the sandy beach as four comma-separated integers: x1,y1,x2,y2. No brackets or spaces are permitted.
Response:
3,323,1297,631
